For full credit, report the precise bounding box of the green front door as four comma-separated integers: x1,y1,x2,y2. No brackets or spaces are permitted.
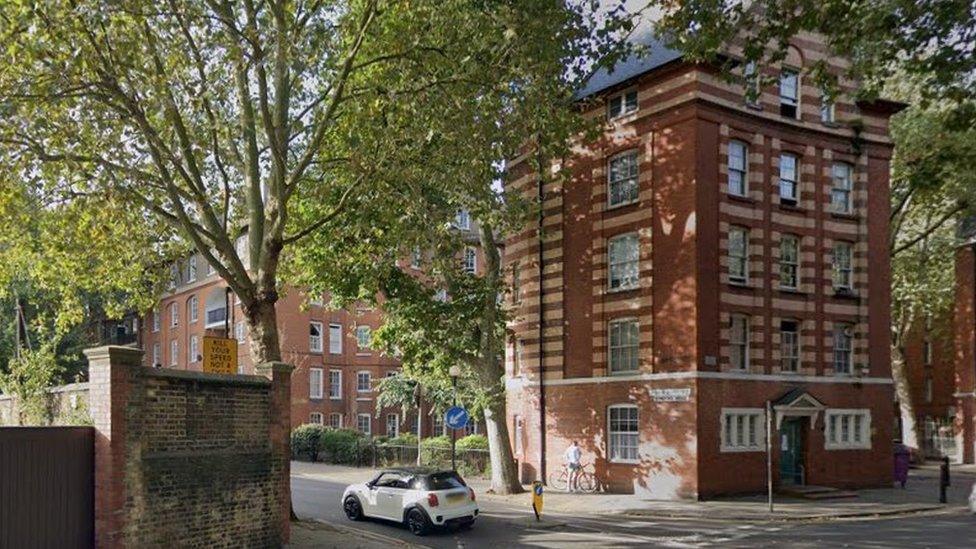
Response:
780,418,805,485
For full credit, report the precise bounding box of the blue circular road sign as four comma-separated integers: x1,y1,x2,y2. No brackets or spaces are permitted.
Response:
445,406,469,430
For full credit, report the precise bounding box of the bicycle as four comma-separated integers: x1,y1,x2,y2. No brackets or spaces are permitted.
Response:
548,462,598,493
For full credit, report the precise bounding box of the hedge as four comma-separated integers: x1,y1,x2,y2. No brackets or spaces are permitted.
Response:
291,424,329,462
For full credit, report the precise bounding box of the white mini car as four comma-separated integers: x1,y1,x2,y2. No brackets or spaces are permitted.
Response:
342,467,479,536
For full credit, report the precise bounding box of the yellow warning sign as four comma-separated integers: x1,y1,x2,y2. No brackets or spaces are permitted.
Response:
203,336,238,375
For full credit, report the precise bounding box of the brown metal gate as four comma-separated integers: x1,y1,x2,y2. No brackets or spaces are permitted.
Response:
0,427,94,548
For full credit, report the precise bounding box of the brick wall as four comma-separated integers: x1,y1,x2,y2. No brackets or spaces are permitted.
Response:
0,382,91,426
86,346,291,547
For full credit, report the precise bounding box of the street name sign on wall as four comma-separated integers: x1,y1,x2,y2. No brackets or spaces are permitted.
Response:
203,336,238,375
649,388,692,402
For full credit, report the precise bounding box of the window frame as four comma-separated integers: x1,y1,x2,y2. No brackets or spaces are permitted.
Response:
356,371,372,393
455,209,471,230
779,68,800,119
152,342,161,367
780,319,800,372
329,413,342,429
720,408,765,452
606,88,638,119
729,314,750,370
831,162,854,214
152,309,160,332
728,226,749,284
742,60,760,106
329,323,343,354
309,321,324,353
309,412,324,425
607,404,640,464
386,413,399,438
778,153,799,203
235,321,245,342
329,369,342,400
357,413,372,435
727,140,749,197
189,335,200,363
608,318,640,374
187,256,197,282
779,234,800,289
170,339,179,366
188,295,199,324
462,247,477,274
355,325,372,351
309,367,324,399
607,150,640,208
824,409,871,450
820,90,835,124
833,323,854,375
169,302,179,327
832,241,853,291
607,232,640,291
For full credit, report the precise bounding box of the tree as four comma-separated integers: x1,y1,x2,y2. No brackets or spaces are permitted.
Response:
0,0,623,367
650,0,976,120
280,2,633,495
0,343,62,425
887,78,976,450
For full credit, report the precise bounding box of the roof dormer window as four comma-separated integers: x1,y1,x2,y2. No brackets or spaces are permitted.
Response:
607,89,638,119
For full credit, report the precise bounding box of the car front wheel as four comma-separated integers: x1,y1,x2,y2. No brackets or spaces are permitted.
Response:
343,496,364,521
406,508,430,536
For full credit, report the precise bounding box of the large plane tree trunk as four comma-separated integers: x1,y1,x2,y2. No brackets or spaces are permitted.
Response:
478,224,524,494
892,344,923,453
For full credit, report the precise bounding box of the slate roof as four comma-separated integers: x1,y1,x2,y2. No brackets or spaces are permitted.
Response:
575,32,683,100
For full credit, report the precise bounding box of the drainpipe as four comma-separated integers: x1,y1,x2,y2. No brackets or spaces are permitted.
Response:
537,149,547,483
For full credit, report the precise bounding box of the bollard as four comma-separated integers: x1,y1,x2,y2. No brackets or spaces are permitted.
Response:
939,456,950,504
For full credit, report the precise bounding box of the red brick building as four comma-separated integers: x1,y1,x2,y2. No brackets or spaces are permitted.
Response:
900,310,957,458
953,227,976,464
503,35,902,498
141,221,487,439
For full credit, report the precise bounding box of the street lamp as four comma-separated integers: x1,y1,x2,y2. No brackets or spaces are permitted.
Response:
449,365,461,471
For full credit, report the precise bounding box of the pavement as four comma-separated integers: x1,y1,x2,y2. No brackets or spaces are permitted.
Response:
291,460,975,523
289,464,976,548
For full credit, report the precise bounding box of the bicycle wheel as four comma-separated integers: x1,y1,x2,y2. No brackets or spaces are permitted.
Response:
577,472,598,493
548,470,568,492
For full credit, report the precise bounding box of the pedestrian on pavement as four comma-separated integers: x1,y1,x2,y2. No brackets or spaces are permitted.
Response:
893,441,910,489
565,440,582,492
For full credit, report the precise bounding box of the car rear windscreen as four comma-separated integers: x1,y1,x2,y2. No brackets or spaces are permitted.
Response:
426,472,467,490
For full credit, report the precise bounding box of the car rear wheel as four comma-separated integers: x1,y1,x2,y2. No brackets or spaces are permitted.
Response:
343,496,364,521
406,508,430,536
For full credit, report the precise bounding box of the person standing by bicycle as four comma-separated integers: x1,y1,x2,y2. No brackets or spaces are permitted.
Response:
564,440,582,492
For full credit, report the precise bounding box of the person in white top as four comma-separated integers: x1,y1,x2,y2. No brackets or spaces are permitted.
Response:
564,441,582,492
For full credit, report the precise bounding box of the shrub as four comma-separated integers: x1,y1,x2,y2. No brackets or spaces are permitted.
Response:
320,428,370,465
455,434,488,451
387,433,418,447
420,435,452,468
456,434,490,478
291,424,329,462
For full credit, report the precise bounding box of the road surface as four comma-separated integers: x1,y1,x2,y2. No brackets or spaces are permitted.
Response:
292,476,975,548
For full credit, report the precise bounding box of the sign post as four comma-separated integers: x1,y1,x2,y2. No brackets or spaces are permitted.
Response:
445,406,469,471
531,481,544,521
202,336,238,375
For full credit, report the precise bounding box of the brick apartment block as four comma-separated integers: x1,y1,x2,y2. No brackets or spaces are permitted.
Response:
503,34,904,498
140,219,487,440
953,228,976,464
